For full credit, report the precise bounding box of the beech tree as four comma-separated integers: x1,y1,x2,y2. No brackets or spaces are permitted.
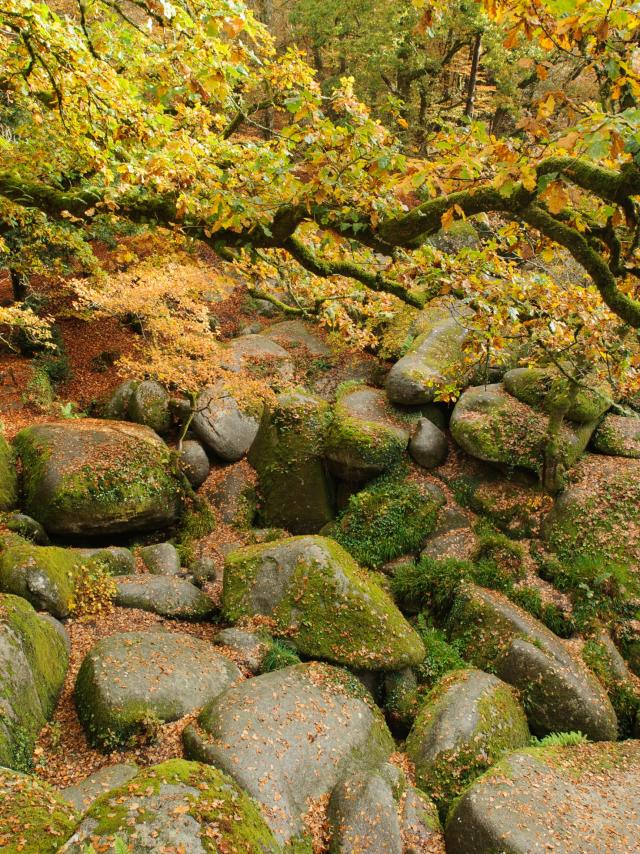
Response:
1,0,640,400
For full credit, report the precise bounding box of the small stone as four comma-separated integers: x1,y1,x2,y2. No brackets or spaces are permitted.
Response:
139,542,181,576
177,439,210,488
409,418,448,469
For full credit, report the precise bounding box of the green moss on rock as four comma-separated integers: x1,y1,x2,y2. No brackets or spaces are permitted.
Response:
223,535,425,670
503,367,612,424
0,433,18,512
63,759,281,853
0,769,78,853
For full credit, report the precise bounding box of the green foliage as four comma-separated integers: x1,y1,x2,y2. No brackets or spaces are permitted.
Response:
582,637,640,739
260,638,301,673
175,497,216,566
333,469,439,569
23,365,55,410
473,520,524,578
510,586,575,638
414,614,467,687
530,731,589,747
539,554,640,633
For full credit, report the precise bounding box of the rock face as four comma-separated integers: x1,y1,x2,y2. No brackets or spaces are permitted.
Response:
114,576,215,619
409,418,448,469
592,413,640,458
61,763,138,813
177,439,210,488
542,454,640,563
503,366,611,423
192,383,262,461
0,768,78,854
183,662,395,846
324,384,409,482
0,535,86,618
75,631,241,749
139,542,181,576
448,584,617,740
127,379,171,434
14,420,185,537
263,318,331,356
386,300,471,405
223,333,294,381
223,536,425,670
405,669,530,811
59,759,281,854
0,593,69,770
450,383,595,474
0,433,17,511
209,461,257,528
446,741,640,854
248,390,334,533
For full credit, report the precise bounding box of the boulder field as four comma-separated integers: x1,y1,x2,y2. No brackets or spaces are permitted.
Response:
1,311,640,852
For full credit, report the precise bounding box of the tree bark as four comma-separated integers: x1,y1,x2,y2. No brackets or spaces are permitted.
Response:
464,33,482,119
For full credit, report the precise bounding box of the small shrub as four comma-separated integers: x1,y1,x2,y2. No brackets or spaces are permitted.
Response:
415,615,467,687
333,470,439,569
175,497,216,565
23,365,55,410
70,558,117,620
473,520,524,578
392,557,473,618
530,731,588,747
260,638,301,673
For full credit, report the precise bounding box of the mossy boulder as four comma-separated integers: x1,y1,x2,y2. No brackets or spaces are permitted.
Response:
222,333,294,382
447,583,617,740
127,379,171,434
209,460,257,528
75,631,241,750
113,575,215,619
1,513,49,544
450,383,595,475
0,593,69,770
542,454,640,563
0,768,78,853
503,366,612,423
61,763,139,813
14,420,185,537
223,535,425,671
248,389,334,533
0,433,17,512
58,759,281,853
183,662,395,846
591,413,640,458
406,669,530,813
582,631,640,739
324,384,409,482
0,535,85,618
332,471,441,569
103,379,138,420
463,471,551,539
386,299,472,405
445,741,640,854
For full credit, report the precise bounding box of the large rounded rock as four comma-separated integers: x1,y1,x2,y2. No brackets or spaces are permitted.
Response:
248,390,334,533
448,583,617,740
0,535,85,618
183,662,395,846
0,768,78,853
409,417,448,469
0,593,68,770
61,763,138,813
450,384,595,475
0,433,17,511
324,384,409,482
103,379,138,420
14,420,185,537
223,535,425,670
222,333,294,381
75,630,241,749
542,454,640,563
386,300,472,405
58,759,280,853
592,413,640,458
445,741,640,854
406,669,530,811
177,439,210,488
263,318,331,356
503,366,611,423
192,383,262,461
209,460,257,528
114,575,214,619
127,379,171,434
139,542,181,576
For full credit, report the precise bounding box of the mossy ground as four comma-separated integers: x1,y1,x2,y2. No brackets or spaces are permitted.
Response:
0,434,18,511
0,768,78,853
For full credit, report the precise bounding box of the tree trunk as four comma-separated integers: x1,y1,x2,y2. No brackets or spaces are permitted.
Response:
464,33,482,119
10,269,28,302
542,382,579,495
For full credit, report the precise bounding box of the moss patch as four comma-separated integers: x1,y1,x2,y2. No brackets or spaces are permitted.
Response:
0,434,18,512
0,767,77,853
